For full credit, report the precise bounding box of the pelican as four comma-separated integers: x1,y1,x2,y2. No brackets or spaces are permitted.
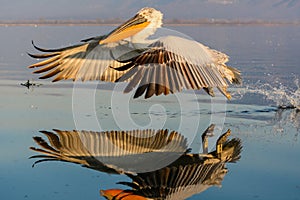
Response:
28,7,241,99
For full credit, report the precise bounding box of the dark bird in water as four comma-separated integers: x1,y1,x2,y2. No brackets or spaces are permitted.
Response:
20,79,42,89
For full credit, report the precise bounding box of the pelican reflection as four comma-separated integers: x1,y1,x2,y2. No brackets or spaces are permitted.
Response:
30,125,242,199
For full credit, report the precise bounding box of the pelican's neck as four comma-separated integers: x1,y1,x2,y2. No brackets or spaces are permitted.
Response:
130,21,161,48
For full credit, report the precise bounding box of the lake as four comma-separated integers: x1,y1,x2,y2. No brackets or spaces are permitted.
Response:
0,24,299,200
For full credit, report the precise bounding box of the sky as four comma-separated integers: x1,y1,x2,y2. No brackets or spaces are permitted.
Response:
0,0,299,21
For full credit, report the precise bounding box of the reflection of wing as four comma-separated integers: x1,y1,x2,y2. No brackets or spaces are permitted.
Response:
126,163,227,200
101,162,227,200
116,36,241,99
30,129,188,174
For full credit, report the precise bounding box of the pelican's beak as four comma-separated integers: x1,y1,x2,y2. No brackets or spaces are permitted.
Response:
100,14,150,44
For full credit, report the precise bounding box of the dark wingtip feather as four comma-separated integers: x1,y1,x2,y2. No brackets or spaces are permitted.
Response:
31,40,58,53
39,130,53,134
52,78,61,82
145,83,155,99
31,40,82,52
27,52,59,59
203,87,215,97
80,37,95,43
31,158,58,168
233,74,242,85
28,64,36,69
110,62,135,71
155,84,165,96
38,68,61,80
39,76,48,80
116,182,139,189
133,84,148,99
27,52,40,59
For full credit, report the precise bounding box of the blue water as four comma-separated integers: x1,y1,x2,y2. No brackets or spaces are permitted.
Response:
0,24,299,200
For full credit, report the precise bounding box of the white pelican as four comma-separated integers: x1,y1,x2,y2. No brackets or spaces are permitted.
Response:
28,7,241,99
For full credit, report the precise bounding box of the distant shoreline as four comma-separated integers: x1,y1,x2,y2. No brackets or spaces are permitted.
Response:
1,19,299,26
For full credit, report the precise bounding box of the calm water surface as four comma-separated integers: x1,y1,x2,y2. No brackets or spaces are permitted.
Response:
0,24,299,199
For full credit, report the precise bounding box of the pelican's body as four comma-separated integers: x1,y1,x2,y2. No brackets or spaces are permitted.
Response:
28,7,241,99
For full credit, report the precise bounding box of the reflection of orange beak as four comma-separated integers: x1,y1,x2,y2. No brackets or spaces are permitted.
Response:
100,189,148,200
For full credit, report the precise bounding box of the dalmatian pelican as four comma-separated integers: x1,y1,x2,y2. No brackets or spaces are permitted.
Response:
28,7,241,99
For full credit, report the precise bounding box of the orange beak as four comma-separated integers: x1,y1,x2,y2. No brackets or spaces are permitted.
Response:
100,14,150,45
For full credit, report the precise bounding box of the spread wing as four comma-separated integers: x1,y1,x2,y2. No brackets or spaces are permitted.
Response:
115,36,242,99
28,40,137,82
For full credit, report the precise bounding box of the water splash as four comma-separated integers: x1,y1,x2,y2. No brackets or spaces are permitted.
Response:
230,77,300,138
234,77,300,110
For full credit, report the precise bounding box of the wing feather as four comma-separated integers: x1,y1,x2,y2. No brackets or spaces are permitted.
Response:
134,67,149,98
28,55,60,68
28,40,133,82
161,63,170,95
124,67,144,94
173,61,189,89
145,67,156,98
155,64,165,96
166,64,177,94
32,60,61,74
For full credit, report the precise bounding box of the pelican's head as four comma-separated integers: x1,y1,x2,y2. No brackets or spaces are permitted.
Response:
130,7,163,44
137,7,163,29
100,7,163,45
